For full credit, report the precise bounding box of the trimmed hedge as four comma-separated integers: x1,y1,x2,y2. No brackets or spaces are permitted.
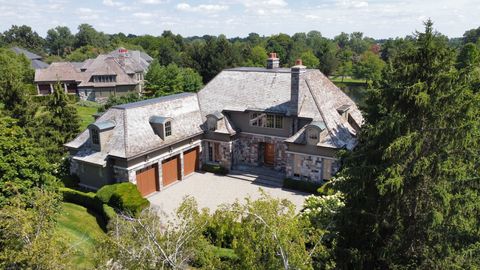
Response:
96,183,149,217
283,178,323,194
202,164,229,175
60,187,116,229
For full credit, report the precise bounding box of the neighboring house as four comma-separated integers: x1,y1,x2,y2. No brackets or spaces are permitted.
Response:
65,53,363,196
34,48,152,102
11,46,49,69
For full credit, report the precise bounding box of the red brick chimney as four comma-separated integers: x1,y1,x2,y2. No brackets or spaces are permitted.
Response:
266,52,280,69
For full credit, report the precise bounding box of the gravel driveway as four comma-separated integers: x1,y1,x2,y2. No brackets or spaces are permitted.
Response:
148,172,309,215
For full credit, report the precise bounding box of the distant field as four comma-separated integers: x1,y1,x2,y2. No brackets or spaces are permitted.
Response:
330,76,366,84
56,202,106,269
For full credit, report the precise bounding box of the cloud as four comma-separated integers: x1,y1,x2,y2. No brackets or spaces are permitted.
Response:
133,12,154,18
176,3,229,13
337,0,369,9
240,0,289,15
75,7,101,20
138,0,167,4
102,0,122,7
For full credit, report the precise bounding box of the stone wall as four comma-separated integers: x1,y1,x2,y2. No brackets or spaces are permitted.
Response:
202,140,233,169
233,133,287,172
285,153,340,182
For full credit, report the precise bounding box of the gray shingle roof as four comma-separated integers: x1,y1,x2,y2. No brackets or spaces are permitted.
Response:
89,120,116,131
11,46,42,60
66,93,203,159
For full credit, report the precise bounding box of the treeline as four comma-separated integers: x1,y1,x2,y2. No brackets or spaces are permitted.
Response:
3,24,480,85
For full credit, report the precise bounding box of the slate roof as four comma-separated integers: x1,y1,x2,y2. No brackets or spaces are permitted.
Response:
65,93,203,160
11,47,49,69
198,68,363,150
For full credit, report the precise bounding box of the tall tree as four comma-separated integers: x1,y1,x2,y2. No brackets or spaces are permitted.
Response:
74,24,109,49
2,25,45,53
352,51,386,83
45,26,75,56
335,21,480,269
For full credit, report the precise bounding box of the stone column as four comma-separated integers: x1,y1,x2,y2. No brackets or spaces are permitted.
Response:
157,162,163,190
36,84,40,95
179,152,185,180
64,83,68,93
49,84,53,94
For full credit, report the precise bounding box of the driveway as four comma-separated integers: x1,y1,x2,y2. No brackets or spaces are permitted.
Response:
148,172,309,215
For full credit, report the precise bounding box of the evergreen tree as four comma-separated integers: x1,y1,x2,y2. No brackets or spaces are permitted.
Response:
335,21,480,269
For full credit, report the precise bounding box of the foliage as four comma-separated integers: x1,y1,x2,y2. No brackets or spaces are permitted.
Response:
283,178,323,194
0,189,68,269
2,25,45,53
244,45,268,67
299,50,320,69
46,26,75,56
335,21,480,269
75,102,99,130
145,61,203,96
74,24,110,49
201,163,229,175
66,45,104,62
97,197,214,269
98,92,143,112
0,116,58,206
96,182,150,217
60,187,116,228
352,51,386,83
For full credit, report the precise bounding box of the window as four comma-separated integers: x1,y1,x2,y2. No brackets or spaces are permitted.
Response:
207,142,220,163
250,113,283,129
91,129,100,145
93,75,116,83
207,117,217,131
165,121,172,137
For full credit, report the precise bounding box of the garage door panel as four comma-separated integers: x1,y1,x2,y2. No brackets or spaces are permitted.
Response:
136,165,158,197
162,156,179,187
183,147,199,176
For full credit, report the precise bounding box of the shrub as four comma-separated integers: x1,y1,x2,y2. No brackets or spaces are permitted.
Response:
317,181,336,196
60,187,116,229
283,178,323,194
96,183,149,217
202,164,229,175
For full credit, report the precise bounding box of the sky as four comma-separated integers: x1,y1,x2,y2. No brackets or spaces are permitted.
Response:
0,0,479,39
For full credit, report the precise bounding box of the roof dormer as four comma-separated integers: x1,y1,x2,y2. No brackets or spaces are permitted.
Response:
306,121,326,145
88,120,116,151
337,104,351,121
206,111,224,132
149,116,173,140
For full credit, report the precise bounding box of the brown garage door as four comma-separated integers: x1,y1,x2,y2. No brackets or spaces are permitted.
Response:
162,155,180,187
136,164,158,196
183,147,199,176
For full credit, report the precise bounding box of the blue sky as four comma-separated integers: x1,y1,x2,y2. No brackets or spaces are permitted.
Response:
0,0,479,39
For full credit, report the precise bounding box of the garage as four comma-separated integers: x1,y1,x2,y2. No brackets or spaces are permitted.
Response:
136,164,159,197
183,147,199,177
162,155,180,187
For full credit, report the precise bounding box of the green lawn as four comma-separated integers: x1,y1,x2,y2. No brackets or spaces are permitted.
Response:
56,202,106,269
75,104,99,130
330,76,366,84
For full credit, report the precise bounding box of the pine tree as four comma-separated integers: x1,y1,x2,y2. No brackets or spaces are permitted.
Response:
334,21,480,269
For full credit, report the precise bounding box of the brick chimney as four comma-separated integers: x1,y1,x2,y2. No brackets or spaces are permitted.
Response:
289,59,306,116
266,52,280,69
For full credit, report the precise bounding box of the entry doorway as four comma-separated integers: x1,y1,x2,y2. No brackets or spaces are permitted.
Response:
259,142,275,166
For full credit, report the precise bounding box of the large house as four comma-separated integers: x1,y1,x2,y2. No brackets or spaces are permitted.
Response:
65,53,363,196
34,48,152,101
11,46,49,69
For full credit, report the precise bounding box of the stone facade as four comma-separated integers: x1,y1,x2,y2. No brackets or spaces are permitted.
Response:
285,152,340,182
233,133,287,172
202,140,232,169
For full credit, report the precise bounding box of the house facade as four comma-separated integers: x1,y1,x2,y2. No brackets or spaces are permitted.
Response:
34,48,152,102
65,53,363,196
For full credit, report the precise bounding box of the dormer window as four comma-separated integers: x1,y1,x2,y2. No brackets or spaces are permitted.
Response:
165,121,172,137
206,111,224,132
149,116,173,140
337,104,351,120
92,75,116,83
91,129,100,145
306,121,326,145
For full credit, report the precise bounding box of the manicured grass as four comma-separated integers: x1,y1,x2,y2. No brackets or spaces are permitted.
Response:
330,76,366,84
75,104,99,130
56,202,106,269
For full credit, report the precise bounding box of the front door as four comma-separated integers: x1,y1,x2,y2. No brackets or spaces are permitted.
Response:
264,143,275,166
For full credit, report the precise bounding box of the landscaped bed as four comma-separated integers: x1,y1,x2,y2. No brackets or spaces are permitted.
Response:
56,202,106,269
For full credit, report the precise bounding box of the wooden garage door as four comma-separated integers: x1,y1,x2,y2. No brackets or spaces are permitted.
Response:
162,156,180,187
136,164,158,196
183,147,199,176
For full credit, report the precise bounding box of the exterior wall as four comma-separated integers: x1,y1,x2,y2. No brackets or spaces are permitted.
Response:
228,111,293,137
70,159,112,190
233,133,287,172
78,85,137,103
286,143,338,157
202,139,233,169
285,152,340,182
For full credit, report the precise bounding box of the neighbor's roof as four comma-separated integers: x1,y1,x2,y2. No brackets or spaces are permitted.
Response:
65,93,203,159
35,62,84,82
11,46,42,60
198,67,363,150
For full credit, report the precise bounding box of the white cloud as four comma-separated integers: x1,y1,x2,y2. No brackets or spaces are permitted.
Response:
133,12,154,18
138,0,167,4
103,0,122,7
75,7,101,20
240,0,289,15
337,0,369,9
176,3,229,13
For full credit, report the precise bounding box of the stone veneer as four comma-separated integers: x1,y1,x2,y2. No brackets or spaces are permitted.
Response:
233,133,287,172
285,153,340,182
202,140,233,169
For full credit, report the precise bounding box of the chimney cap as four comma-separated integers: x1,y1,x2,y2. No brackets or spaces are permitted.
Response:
268,52,278,59
292,58,306,69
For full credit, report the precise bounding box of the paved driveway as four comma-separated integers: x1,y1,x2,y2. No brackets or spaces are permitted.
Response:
148,172,309,215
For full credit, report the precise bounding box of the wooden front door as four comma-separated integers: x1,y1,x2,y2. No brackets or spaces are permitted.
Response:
183,147,199,176
136,164,159,197
264,143,275,166
162,156,180,187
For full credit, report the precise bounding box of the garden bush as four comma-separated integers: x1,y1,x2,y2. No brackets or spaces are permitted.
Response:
202,164,229,175
60,187,116,229
283,178,323,194
96,182,149,217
